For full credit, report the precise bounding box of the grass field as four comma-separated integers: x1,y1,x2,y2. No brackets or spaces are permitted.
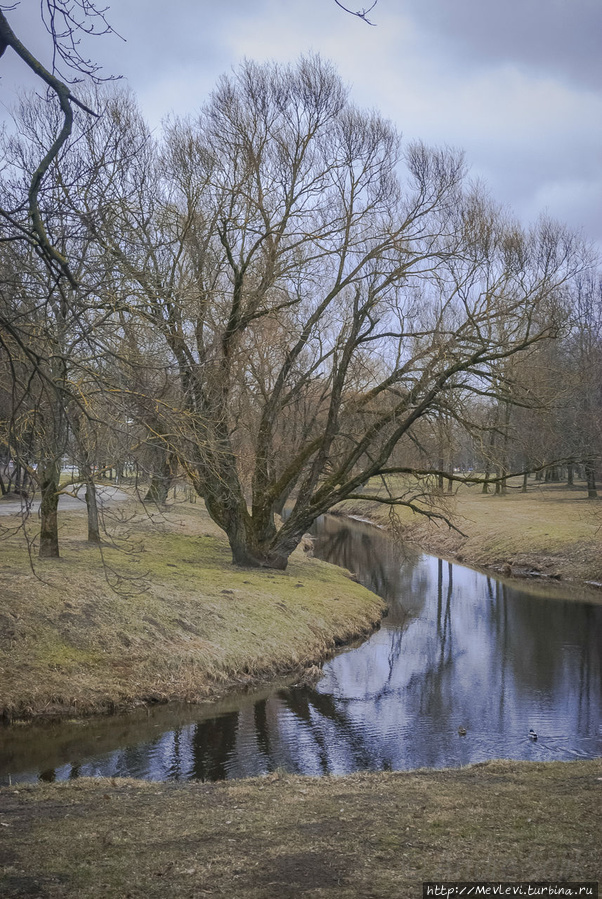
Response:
0,498,384,720
340,476,602,588
1,477,600,720
1,488,600,896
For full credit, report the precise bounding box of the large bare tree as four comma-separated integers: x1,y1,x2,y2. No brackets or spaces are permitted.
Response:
63,58,588,569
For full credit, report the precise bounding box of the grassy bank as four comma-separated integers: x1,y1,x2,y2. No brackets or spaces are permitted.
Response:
0,499,384,721
0,759,600,897
340,478,602,590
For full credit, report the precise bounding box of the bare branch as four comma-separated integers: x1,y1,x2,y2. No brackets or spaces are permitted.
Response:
334,0,378,25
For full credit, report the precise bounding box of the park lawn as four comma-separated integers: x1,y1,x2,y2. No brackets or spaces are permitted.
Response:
1,477,600,721
0,498,384,721
0,758,600,898
340,477,602,588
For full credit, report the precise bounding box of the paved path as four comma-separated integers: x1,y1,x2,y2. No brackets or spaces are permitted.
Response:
0,484,129,516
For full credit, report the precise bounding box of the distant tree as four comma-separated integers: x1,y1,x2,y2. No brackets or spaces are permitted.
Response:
563,271,601,497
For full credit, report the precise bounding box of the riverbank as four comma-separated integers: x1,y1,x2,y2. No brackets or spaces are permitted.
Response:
0,500,384,721
339,478,602,592
1,758,599,897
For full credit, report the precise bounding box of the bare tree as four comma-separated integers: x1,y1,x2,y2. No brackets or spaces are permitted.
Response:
0,86,130,557
0,2,119,284
64,60,588,570
0,0,377,287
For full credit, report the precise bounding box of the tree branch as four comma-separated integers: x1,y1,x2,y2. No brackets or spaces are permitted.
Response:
334,0,378,25
0,9,100,286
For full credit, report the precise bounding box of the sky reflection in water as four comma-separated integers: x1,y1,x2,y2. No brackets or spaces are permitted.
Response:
2,517,601,784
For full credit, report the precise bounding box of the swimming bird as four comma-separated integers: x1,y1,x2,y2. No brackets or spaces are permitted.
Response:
458,726,467,736
529,729,538,741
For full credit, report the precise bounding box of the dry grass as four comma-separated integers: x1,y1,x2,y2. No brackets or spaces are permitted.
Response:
0,499,384,720
0,758,600,897
341,477,602,589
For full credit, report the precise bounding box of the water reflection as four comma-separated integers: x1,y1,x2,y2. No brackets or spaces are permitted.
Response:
1,517,601,784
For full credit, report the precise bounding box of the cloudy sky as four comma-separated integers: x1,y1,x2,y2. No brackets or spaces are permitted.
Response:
2,0,601,246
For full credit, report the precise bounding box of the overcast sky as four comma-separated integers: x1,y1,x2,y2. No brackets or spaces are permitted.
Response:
2,0,601,247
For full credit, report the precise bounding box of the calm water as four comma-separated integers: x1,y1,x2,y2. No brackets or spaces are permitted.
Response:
1,516,601,784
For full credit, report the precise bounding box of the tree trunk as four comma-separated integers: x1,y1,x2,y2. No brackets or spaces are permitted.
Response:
566,463,574,486
85,478,101,544
481,469,490,494
223,508,297,570
38,460,61,559
200,466,307,570
500,401,511,495
144,450,177,505
482,425,496,494
585,462,598,499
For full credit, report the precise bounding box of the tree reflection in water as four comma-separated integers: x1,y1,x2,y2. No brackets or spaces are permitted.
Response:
2,516,601,784
191,712,239,781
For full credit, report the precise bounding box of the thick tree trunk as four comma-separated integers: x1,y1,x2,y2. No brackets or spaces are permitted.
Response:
200,465,306,570
145,476,169,504
38,460,60,559
228,527,304,570
217,503,298,569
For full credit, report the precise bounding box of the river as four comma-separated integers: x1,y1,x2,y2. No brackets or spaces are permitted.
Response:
1,515,600,783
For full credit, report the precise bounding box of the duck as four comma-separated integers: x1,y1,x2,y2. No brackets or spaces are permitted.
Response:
529,729,538,741
457,726,467,736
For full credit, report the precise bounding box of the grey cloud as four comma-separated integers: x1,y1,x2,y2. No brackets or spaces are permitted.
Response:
0,0,599,245
401,0,602,90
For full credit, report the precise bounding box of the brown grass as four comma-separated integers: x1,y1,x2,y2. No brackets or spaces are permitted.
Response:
340,477,602,590
0,758,600,897
0,499,384,721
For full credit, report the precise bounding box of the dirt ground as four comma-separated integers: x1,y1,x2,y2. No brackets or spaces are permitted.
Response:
0,759,600,898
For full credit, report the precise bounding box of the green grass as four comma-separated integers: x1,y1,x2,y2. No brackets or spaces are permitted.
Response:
0,500,384,720
1,758,600,897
